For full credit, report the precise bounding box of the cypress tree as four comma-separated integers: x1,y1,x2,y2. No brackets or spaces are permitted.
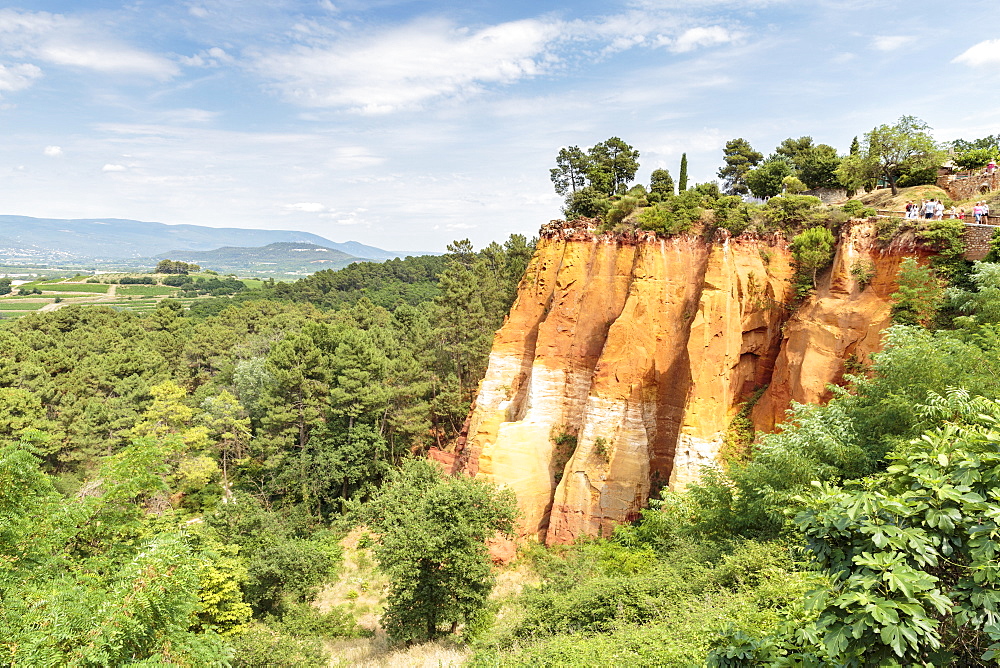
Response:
678,153,688,192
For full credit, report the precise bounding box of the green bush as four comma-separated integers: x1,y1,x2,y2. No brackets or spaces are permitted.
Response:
850,258,876,289
637,189,704,235
790,226,836,291
890,257,944,326
760,194,839,232
564,186,611,219
606,196,640,226
841,199,877,218
713,195,757,236
228,623,328,667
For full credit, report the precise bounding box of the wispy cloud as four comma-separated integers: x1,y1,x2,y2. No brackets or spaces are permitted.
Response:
0,9,179,83
252,9,746,113
871,35,913,52
285,202,327,213
669,26,737,53
253,17,560,113
953,39,1000,67
0,62,42,94
102,164,126,172
43,145,63,157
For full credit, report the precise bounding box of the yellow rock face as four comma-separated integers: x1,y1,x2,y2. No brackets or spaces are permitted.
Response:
460,220,905,543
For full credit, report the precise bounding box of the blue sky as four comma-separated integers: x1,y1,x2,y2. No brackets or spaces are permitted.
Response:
2,1,1000,252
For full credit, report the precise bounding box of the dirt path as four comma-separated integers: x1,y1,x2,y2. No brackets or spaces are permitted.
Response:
35,282,118,312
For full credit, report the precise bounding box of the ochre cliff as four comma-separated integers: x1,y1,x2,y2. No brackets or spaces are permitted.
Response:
454,219,914,544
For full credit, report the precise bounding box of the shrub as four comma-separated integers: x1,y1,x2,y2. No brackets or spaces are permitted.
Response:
850,258,876,289
875,216,907,246
606,196,640,226
916,218,968,283
638,189,705,235
713,195,757,236
760,195,832,231
841,199,877,218
790,226,836,290
953,147,997,170
890,257,944,326
565,186,611,219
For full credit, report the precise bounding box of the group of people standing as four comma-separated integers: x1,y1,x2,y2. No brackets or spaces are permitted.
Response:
973,201,992,224
903,199,992,223
905,199,946,219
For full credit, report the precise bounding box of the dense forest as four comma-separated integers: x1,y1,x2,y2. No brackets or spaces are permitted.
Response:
0,235,531,665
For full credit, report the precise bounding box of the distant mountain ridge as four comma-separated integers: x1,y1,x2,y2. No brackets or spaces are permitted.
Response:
0,215,410,263
152,242,363,274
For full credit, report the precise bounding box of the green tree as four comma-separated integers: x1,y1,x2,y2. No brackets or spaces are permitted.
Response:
718,139,763,195
649,168,674,199
837,115,943,196
793,399,1000,665
790,226,836,288
587,137,640,196
890,257,945,326
798,143,842,189
157,259,201,274
745,156,793,198
563,185,611,220
774,136,814,168
370,459,517,642
678,153,689,192
0,277,10,295
549,146,589,196
782,175,807,194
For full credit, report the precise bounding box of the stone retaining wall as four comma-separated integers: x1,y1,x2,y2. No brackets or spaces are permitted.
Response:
963,224,996,261
939,171,1000,201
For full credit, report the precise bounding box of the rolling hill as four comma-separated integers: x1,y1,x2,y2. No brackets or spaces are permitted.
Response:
152,242,365,275
0,216,409,263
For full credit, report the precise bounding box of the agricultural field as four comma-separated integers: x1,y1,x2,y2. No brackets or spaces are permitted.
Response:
116,285,179,297
0,301,47,310
33,282,110,293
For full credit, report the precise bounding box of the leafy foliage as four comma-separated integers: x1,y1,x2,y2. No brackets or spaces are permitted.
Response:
836,115,944,196
369,459,517,642
790,226,836,290
891,257,945,326
718,138,764,195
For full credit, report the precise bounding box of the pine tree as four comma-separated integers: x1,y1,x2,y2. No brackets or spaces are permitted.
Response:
679,153,689,192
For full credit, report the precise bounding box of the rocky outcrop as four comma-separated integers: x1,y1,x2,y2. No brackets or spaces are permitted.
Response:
457,219,910,544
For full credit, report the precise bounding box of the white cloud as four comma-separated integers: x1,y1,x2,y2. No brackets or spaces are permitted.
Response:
180,47,233,68
670,26,736,53
102,164,126,172
285,202,328,212
0,62,42,93
254,13,745,113
872,35,913,52
952,39,1000,67
0,9,179,80
253,17,561,112
43,145,62,156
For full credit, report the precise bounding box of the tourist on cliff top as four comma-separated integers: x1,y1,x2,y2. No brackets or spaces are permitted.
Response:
949,205,958,219
935,200,945,220
904,201,914,218
924,200,936,219
988,159,997,174
974,201,985,223
984,202,991,223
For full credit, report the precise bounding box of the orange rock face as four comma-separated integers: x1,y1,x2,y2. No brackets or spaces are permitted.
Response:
458,219,909,544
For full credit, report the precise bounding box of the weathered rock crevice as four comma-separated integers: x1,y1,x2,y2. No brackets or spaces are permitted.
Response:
456,219,912,544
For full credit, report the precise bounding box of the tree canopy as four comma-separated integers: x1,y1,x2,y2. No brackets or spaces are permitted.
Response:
837,115,943,196
718,138,763,195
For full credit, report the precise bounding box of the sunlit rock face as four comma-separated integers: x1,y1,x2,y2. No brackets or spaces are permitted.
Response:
457,219,909,544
